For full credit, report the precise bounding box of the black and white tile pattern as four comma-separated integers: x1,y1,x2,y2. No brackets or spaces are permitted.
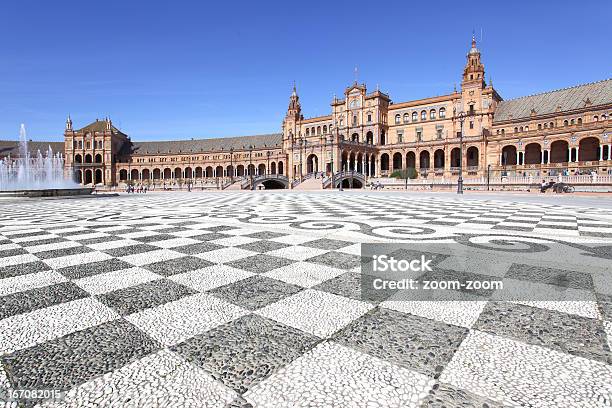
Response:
0,191,610,407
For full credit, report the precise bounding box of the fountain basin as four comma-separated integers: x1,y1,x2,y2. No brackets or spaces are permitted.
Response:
0,187,93,198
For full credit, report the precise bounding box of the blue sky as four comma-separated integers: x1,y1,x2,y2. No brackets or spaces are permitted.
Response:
1,0,610,141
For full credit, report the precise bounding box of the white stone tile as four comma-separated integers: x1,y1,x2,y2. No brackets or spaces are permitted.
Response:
194,247,257,263
1,228,43,236
85,238,140,251
263,262,345,288
0,297,118,354
149,237,201,249
119,249,183,266
0,243,20,251
24,240,82,254
269,234,317,245
74,267,161,295
126,293,247,346
441,330,612,408
208,235,260,247
265,245,328,261
245,341,434,408
0,253,39,267
66,232,110,241
10,234,57,243
381,293,488,329
0,270,68,296
169,265,254,292
42,251,112,269
335,243,361,256
257,289,373,338
47,349,237,407
45,226,88,234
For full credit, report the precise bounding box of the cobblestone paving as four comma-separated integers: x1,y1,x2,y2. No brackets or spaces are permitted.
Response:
0,191,611,407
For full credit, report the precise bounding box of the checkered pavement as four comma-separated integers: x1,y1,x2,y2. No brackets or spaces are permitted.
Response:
0,192,610,407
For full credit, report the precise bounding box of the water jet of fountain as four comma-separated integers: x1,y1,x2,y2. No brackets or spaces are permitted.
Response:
0,124,79,191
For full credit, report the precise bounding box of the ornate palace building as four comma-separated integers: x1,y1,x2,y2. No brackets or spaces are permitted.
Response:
2,37,611,189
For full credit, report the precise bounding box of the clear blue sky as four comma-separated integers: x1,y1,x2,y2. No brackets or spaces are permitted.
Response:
1,0,610,141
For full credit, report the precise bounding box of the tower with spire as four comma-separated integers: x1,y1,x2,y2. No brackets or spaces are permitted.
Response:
462,34,485,87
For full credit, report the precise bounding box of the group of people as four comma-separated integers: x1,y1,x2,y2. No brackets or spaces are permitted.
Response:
126,184,148,193
370,181,384,190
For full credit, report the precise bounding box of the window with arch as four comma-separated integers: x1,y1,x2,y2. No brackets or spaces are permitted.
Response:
421,110,427,120
577,118,582,125
412,112,418,122
525,126,529,132
323,125,327,133
514,127,519,133
538,124,542,130
430,109,436,120
570,119,575,125
550,122,554,128
563,120,569,126
439,108,446,118
501,129,505,135
395,114,400,124
544,123,548,129
403,113,409,123
306,128,310,136
594,115,599,122
317,126,321,135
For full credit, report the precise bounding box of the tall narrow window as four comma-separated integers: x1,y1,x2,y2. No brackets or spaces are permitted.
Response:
421,111,426,120
430,109,436,120
412,112,418,122
395,114,400,124
439,108,446,118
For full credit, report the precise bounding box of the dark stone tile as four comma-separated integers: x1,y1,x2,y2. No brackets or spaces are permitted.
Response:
0,282,89,320
0,248,28,258
305,251,361,270
474,302,611,364
334,307,468,377
98,279,197,315
102,244,159,257
172,242,225,255
132,234,177,243
191,232,233,242
302,238,352,250
0,261,50,279
206,225,237,232
506,263,594,290
33,245,93,260
4,231,46,239
420,382,506,408
142,256,214,277
244,231,288,240
491,225,533,232
209,275,303,310
1,319,159,399
18,237,66,247
171,314,319,394
235,240,291,253
57,258,134,279
225,254,295,273
596,292,612,321
78,235,123,245
313,272,396,304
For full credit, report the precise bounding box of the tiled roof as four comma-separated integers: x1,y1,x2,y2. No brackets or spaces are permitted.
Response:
78,120,127,136
128,133,283,155
493,79,612,123
0,140,65,159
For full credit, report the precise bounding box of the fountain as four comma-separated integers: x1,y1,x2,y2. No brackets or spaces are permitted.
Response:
0,124,92,197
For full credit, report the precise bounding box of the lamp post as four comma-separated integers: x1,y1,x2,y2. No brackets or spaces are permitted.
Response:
299,136,304,180
329,133,334,189
457,111,465,194
248,145,253,190
487,164,491,191
230,147,234,183
266,150,271,176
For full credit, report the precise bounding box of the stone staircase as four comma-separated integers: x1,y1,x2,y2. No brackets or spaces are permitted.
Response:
293,176,323,190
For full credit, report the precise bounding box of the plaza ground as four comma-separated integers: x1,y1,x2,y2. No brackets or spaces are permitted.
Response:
0,191,610,407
